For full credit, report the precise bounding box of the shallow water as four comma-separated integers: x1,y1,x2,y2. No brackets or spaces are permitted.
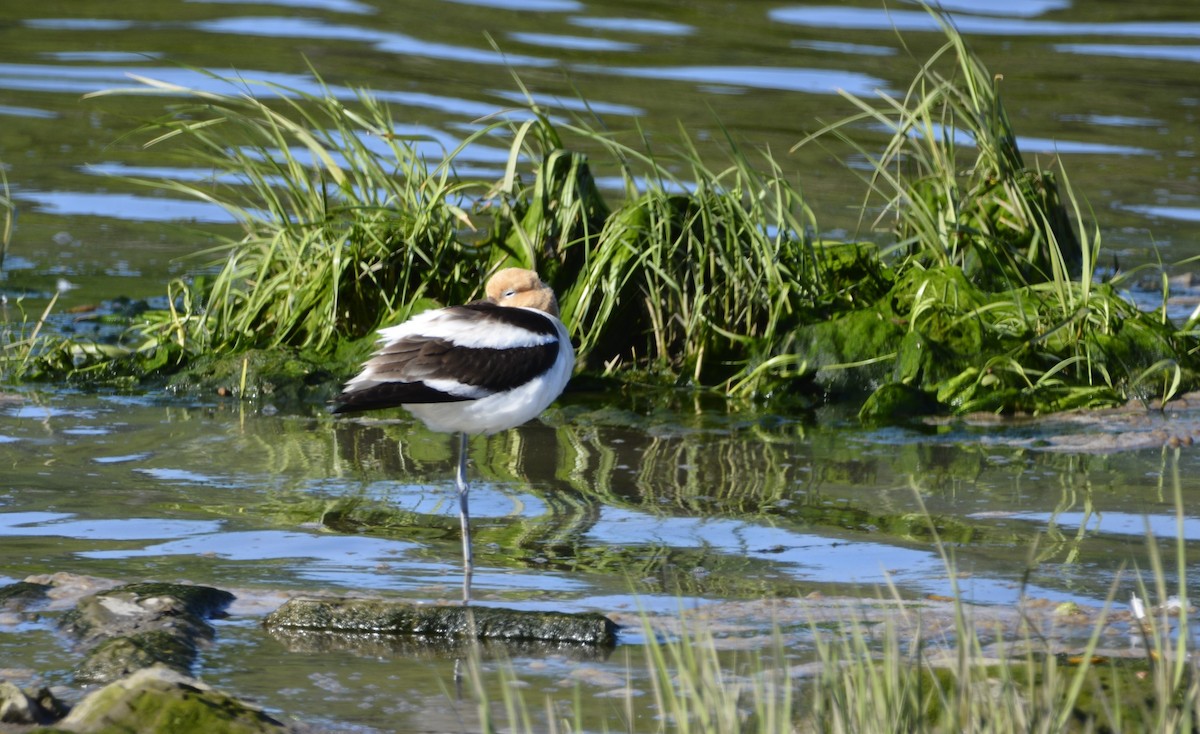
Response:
2,0,1200,730
3,388,1200,728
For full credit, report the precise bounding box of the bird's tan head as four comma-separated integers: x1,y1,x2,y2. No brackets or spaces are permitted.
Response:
486,268,559,317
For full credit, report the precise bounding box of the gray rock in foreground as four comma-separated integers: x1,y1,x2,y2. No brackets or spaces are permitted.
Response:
60,582,235,684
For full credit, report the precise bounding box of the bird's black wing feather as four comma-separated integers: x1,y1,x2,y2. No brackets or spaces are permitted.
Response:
331,303,561,414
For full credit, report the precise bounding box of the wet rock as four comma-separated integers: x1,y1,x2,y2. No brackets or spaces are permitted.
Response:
0,581,51,611
265,597,619,646
0,680,68,725
59,665,295,733
268,625,615,662
22,573,123,612
61,583,235,684
74,631,197,685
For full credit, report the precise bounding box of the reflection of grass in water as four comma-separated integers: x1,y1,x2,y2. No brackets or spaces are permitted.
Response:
214,412,1050,601
0,163,10,271
468,470,1198,733
151,389,1156,604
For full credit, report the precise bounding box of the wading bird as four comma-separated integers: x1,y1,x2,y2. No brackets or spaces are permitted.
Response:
332,268,574,604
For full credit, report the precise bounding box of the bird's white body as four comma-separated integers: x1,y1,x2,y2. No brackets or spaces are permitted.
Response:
376,307,574,434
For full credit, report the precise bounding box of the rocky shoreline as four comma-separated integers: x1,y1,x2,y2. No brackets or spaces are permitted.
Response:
0,573,617,733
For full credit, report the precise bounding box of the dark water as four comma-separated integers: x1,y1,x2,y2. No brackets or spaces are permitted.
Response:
2,0,1200,730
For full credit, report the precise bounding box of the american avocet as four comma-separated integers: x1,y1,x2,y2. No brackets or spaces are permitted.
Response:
333,268,574,604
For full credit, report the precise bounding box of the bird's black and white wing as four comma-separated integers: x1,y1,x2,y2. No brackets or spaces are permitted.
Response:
332,302,563,414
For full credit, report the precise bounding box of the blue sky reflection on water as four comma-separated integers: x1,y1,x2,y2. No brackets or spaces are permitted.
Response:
584,506,1100,606
988,510,1200,542
0,512,222,540
769,7,1200,39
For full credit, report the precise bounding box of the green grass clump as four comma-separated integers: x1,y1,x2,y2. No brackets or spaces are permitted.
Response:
8,7,1199,418
86,73,483,359
806,11,1080,291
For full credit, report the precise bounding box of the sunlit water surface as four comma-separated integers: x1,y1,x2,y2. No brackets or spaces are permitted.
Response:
3,0,1200,730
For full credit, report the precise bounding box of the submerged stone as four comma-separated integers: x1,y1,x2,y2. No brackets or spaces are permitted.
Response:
59,665,295,734
62,582,235,684
0,680,68,725
74,632,197,685
0,581,52,611
264,597,619,647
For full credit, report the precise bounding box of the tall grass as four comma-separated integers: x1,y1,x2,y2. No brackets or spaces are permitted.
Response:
37,9,1199,415
519,122,827,385
798,9,1079,290
86,72,484,359
793,8,1193,416
83,71,835,390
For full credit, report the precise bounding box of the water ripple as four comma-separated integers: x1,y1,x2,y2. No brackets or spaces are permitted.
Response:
444,0,582,10
187,0,376,14
1057,44,1200,63
770,7,1200,39
0,512,222,540
588,65,887,96
568,16,693,36
0,104,55,119
16,190,234,224
508,32,639,52
193,16,555,67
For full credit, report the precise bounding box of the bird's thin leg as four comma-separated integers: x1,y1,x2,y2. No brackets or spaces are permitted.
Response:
455,431,473,606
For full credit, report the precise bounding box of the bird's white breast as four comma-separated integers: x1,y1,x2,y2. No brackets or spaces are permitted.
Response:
402,311,574,435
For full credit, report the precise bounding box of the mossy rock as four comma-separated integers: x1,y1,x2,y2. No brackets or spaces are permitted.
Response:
0,680,68,725
0,580,51,611
166,348,340,405
795,309,904,396
814,240,894,308
62,582,233,643
106,582,235,619
59,666,294,733
265,597,619,646
63,582,236,683
75,631,198,684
